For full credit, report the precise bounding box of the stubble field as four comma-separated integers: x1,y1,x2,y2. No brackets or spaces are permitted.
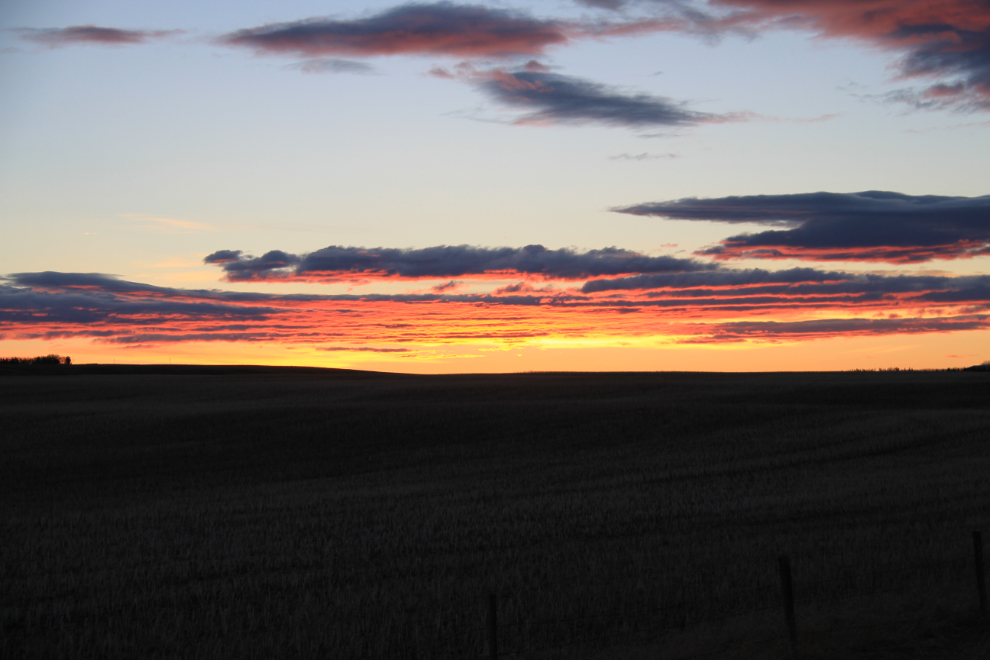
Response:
2,366,989,659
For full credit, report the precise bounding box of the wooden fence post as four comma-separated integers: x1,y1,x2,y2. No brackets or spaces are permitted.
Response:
488,593,498,659
778,555,799,659
974,531,987,618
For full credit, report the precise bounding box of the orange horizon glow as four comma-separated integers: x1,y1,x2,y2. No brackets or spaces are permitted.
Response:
5,330,988,374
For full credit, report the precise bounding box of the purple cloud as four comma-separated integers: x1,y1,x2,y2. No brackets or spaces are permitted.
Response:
17,26,178,47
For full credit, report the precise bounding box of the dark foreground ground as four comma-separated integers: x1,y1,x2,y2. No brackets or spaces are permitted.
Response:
2,366,990,659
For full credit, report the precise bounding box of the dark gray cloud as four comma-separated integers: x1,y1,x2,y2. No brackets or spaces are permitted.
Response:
0,275,283,325
582,267,848,292
575,0,629,10
17,25,178,47
221,3,570,59
98,333,282,345
1,271,561,312
615,190,990,263
204,250,301,280
204,244,713,281
681,315,990,343
478,69,723,127
583,269,990,311
5,271,313,304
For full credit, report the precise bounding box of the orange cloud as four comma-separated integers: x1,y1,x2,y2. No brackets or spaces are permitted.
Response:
3,271,989,353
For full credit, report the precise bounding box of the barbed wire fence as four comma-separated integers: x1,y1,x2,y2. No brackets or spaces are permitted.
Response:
406,531,989,660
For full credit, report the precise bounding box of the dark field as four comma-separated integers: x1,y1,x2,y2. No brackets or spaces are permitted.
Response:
2,366,990,659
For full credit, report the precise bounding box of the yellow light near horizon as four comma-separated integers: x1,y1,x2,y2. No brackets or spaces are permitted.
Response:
6,326,987,374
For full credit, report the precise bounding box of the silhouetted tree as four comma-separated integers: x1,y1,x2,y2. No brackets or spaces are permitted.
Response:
0,355,72,365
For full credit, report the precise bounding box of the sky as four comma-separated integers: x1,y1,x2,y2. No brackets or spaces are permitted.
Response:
1,0,989,373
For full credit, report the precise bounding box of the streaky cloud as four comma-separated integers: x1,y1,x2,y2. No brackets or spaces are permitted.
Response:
575,0,629,10
293,58,378,74
477,69,725,127
680,315,990,343
581,267,850,292
609,152,678,160
17,25,179,47
614,190,990,263
4,270,990,347
317,346,412,352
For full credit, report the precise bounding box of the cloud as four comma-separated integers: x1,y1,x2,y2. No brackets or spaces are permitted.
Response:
569,0,990,111
122,214,214,234
204,250,302,279
217,5,745,130
17,26,178,47
522,59,552,73
609,152,678,160
615,190,990,263
19,268,990,314
220,3,571,59
581,268,990,315
316,346,412,352
431,280,465,292
433,63,736,130
707,0,990,111
680,315,990,343
219,1,726,64
0,275,281,330
476,69,729,127
4,268,990,348
576,0,630,10
493,281,558,295
16,2,990,115
215,5,745,131
4,271,319,305
581,267,848,292
204,244,713,282
292,58,377,74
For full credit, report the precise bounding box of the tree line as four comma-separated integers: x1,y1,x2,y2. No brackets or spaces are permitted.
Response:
0,355,72,365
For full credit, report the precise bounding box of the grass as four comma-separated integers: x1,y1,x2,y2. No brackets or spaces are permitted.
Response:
1,367,989,658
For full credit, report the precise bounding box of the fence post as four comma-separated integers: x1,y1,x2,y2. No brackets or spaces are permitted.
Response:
974,531,987,618
488,593,498,659
778,555,799,659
